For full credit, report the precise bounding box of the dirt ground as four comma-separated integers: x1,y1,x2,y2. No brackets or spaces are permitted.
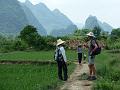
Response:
60,63,93,90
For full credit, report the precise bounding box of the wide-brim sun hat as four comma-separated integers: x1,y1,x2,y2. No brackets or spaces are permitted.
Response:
57,39,65,46
86,32,95,37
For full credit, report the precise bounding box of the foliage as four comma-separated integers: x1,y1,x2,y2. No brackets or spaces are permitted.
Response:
92,26,101,39
19,25,48,50
106,37,120,50
74,29,91,36
43,36,57,50
94,51,120,90
12,38,28,51
111,28,120,40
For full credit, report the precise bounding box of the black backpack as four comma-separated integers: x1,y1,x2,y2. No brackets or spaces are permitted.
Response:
91,40,101,55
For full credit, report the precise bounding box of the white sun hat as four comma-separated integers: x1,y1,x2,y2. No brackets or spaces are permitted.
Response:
86,32,95,37
57,39,65,46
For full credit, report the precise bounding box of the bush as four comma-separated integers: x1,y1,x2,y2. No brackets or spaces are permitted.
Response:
94,81,114,90
13,39,28,51
109,70,120,81
94,53,120,90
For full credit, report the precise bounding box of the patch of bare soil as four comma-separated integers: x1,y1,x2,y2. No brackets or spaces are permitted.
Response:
60,63,93,90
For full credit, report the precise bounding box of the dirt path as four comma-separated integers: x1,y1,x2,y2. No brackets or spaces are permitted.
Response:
60,63,93,90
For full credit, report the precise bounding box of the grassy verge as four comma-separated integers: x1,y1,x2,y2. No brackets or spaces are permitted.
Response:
0,50,77,61
93,51,120,90
0,63,76,90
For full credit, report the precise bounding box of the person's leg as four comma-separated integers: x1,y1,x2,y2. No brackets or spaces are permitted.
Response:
80,53,82,64
91,56,96,76
78,53,80,64
78,53,82,64
92,65,96,76
88,56,92,75
87,56,94,80
91,56,97,80
87,64,92,80
57,61,63,80
88,64,92,76
91,64,97,80
62,61,68,81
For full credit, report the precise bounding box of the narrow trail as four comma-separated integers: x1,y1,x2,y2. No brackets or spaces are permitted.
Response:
60,63,93,90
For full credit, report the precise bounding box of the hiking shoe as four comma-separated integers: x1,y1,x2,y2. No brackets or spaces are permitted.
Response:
63,79,67,81
87,76,91,80
59,77,63,80
91,76,97,80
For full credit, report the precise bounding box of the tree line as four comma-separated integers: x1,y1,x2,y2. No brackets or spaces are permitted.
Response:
0,25,120,53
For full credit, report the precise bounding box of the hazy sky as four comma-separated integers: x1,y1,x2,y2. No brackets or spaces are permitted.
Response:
19,0,120,28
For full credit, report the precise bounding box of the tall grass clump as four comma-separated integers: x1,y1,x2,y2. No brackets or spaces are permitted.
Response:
93,51,120,90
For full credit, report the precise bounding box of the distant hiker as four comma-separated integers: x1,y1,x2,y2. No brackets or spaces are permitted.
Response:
54,39,68,81
77,44,82,65
86,32,98,80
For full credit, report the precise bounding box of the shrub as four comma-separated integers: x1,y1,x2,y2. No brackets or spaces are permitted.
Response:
94,81,114,90
13,39,28,51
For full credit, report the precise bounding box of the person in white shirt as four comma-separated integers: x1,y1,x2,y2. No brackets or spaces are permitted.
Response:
55,39,68,81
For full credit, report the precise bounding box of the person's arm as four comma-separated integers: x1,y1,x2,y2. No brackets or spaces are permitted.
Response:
60,47,67,62
84,43,89,48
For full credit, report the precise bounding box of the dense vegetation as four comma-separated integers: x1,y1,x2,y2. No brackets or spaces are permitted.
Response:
0,25,56,52
94,51,120,90
0,25,120,53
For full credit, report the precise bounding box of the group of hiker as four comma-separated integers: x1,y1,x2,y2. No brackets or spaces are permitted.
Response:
54,32,101,81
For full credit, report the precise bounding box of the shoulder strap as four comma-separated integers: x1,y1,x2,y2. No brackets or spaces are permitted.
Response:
94,39,99,47
57,48,62,56
57,48,60,55
91,39,99,47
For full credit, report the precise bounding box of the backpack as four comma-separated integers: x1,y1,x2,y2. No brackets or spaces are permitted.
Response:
91,39,101,55
54,48,63,61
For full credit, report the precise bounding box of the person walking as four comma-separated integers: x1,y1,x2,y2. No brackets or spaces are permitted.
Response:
54,39,68,81
77,44,83,65
86,32,98,80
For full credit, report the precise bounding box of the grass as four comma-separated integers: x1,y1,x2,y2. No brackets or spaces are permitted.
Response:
0,50,77,61
0,63,75,90
93,51,120,90
0,51,54,61
0,50,76,90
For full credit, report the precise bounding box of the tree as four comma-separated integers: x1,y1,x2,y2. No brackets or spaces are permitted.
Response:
13,38,28,51
74,29,91,36
111,28,120,40
19,25,46,50
81,29,91,36
92,26,101,38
